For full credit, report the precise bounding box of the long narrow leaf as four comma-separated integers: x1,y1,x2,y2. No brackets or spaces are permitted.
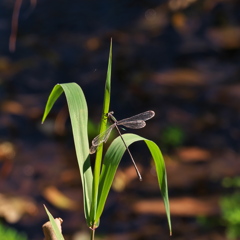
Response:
95,133,171,235
90,40,112,227
42,83,92,224
42,84,63,123
44,205,65,240
101,38,112,117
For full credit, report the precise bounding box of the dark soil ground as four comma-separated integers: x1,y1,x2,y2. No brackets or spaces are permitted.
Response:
0,1,240,239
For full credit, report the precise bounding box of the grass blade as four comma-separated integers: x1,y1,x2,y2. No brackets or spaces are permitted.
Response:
95,133,172,235
90,40,112,228
42,83,92,225
44,205,65,240
42,84,63,124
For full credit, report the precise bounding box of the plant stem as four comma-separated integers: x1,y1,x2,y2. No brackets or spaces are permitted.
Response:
90,229,95,240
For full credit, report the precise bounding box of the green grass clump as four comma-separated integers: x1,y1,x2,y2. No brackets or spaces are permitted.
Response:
0,223,28,240
220,177,240,240
42,41,171,239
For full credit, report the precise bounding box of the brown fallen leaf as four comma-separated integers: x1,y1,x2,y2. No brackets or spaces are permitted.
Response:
112,165,143,192
1,100,24,115
151,69,206,86
208,27,240,49
133,196,219,216
0,193,37,223
0,141,15,160
43,186,79,210
176,147,211,162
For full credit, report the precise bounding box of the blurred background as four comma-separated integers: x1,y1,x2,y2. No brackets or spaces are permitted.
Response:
0,0,240,239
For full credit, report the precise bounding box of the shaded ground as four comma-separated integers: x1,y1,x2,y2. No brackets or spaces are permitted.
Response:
0,0,240,239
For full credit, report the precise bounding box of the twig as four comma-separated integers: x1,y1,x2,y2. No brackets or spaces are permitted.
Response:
9,0,37,52
9,0,22,52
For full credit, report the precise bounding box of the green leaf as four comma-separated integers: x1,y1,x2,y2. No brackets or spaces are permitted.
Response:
101,38,112,117
42,84,63,124
42,83,92,225
95,133,172,235
90,40,112,227
44,205,65,240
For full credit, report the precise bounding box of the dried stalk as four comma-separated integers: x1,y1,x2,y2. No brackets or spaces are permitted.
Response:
42,218,63,240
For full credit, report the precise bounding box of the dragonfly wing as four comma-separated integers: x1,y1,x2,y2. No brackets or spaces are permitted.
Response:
117,110,155,124
121,120,146,129
91,124,115,146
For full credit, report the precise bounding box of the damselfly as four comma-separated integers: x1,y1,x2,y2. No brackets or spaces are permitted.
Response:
90,110,155,180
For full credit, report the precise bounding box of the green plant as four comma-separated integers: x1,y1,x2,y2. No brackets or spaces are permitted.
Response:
160,125,185,151
220,177,240,240
42,41,171,239
220,192,240,240
222,177,240,188
0,222,28,240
